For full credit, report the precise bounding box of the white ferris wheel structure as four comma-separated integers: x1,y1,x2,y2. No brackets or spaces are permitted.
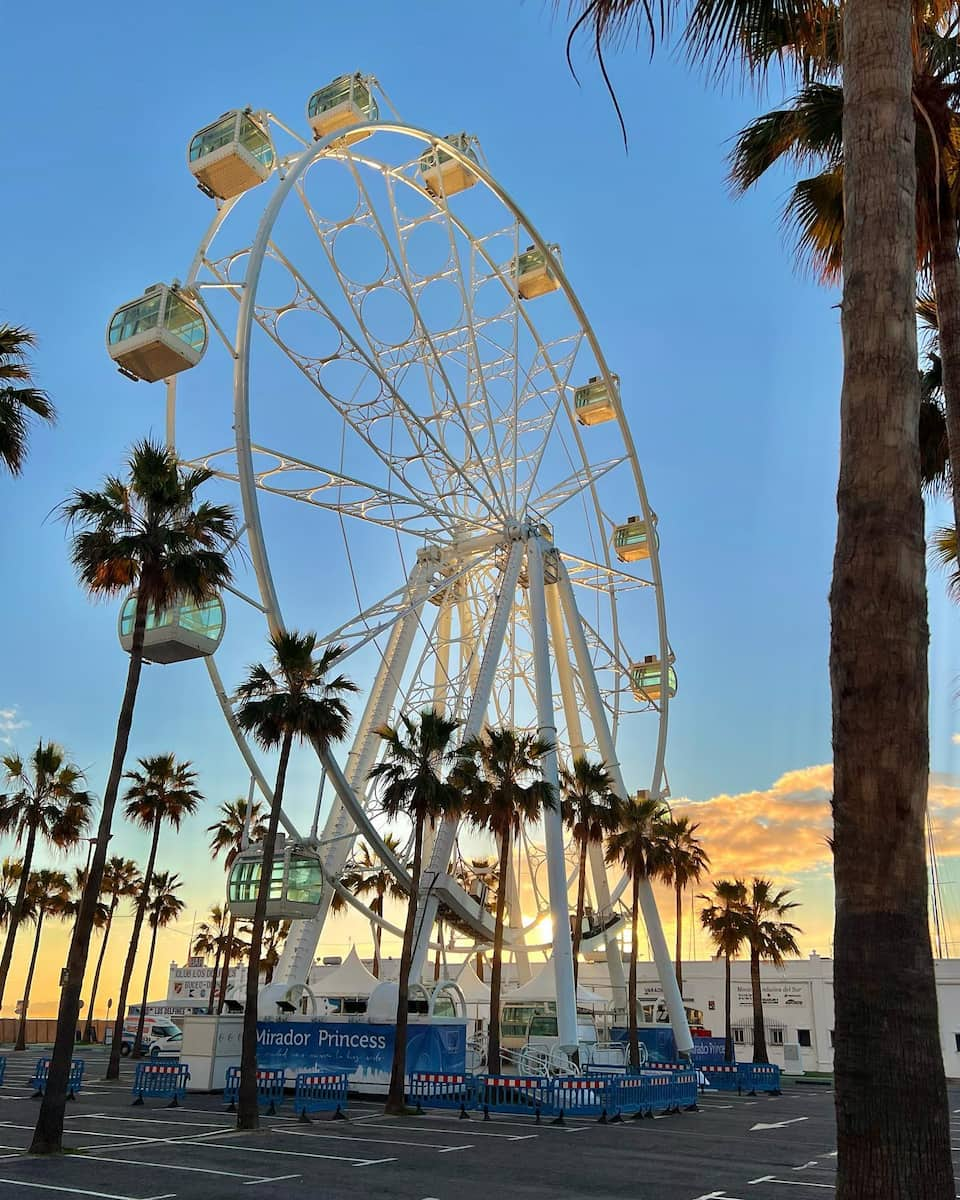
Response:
105,73,692,1055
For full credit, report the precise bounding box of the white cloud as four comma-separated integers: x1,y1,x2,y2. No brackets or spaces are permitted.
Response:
0,707,28,746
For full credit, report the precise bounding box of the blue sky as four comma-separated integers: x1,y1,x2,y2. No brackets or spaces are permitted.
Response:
4,0,960,1003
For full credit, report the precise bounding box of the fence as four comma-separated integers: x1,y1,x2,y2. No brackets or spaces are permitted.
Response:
407,1072,475,1115
224,1066,286,1113
736,1063,782,1095
30,1058,84,1099
477,1076,553,1118
293,1072,349,1119
132,1063,190,1107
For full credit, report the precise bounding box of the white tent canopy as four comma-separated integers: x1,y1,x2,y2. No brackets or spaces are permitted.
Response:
453,960,490,1004
313,946,378,998
506,957,607,1006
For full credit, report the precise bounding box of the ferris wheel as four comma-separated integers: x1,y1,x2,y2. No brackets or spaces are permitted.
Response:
105,74,691,1053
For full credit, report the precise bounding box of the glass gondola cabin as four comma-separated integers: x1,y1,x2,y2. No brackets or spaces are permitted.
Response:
107,285,207,383
630,655,677,702
574,374,619,426
613,514,658,563
307,73,378,142
227,839,324,920
516,244,561,300
118,594,225,665
419,133,479,198
187,109,274,200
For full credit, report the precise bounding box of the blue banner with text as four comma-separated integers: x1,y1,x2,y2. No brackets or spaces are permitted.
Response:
255,1021,466,1087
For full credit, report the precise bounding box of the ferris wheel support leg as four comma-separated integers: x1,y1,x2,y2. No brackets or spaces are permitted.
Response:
270,552,436,994
410,535,525,982
546,580,628,1015
556,563,692,1055
527,536,579,1055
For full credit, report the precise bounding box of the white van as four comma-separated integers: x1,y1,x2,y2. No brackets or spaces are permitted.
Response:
119,1017,182,1058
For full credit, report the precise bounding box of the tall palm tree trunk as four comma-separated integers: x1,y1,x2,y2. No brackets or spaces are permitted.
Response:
115,818,162,1069
238,732,292,1131
572,838,588,987
136,920,162,1048
14,913,44,1051
931,208,960,539
833,3,953,1196
207,945,223,1015
722,951,734,1064
0,822,37,1007
674,881,683,994
749,946,768,1064
628,876,640,1072
83,906,115,1040
217,913,237,1013
486,828,511,1078
385,813,425,1115
32,593,149,1155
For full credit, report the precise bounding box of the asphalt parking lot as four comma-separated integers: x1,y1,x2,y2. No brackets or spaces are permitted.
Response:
0,1047,946,1200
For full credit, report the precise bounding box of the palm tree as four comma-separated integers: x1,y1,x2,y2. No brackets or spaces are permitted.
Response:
0,744,94,1010
14,870,72,1050
32,440,235,1156
192,905,230,1014
367,709,462,1114
699,880,748,1064
563,3,953,1192
0,859,22,929
335,836,407,978
560,756,618,986
83,858,141,1041
134,872,186,1041
459,727,555,1077
739,879,802,1064
604,792,670,1071
109,755,201,1074
658,816,710,994
0,325,55,475
207,797,266,1012
234,631,356,1131
727,13,960,517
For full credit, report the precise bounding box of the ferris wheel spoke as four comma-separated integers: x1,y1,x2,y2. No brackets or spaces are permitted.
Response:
530,454,629,519
290,180,502,522
190,442,468,538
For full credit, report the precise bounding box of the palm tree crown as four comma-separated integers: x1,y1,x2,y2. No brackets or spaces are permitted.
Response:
0,325,55,475
123,755,202,834
207,798,268,869
658,815,710,991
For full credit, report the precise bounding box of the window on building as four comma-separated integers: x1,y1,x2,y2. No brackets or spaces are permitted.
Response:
829,1030,835,1048
954,1033,960,1053
797,1029,812,1048
733,1028,745,1044
769,1027,785,1046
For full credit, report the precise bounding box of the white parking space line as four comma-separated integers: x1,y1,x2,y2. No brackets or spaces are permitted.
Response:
419,1113,584,1133
749,1177,835,1189
344,1120,532,1141
65,1115,234,1129
0,1124,145,1142
242,1176,301,1187
175,1138,393,1167
0,1182,176,1200
271,1126,472,1151
83,1153,278,1181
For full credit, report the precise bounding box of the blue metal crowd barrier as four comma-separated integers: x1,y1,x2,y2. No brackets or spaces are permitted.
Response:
673,1070,700,1111
294,1071,349,1120
737,1063,782,1095
132,1062,190,1107
477,1075,553,1119
702,1063,740,1092
224,1066,286,1113
0,1056,6,1087
546,1076,611,1121
407,1072,476,1116
30,1058,84,1099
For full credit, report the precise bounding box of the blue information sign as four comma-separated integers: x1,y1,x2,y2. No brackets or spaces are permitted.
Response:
255,1020,466,1087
